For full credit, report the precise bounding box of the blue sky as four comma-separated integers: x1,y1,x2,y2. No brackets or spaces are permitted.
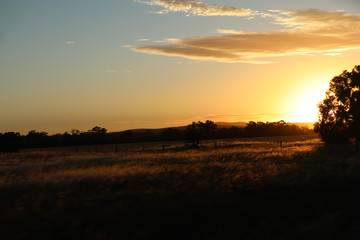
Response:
1,0,360,133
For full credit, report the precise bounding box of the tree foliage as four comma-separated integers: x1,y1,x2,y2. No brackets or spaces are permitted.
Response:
315,65,360,143
89,126,107,136
184,120,218,148
245,120,306,137
184,122,203,148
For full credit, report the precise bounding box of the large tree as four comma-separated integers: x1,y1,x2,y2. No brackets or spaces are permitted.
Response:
184,120,218,147
315,65,360,143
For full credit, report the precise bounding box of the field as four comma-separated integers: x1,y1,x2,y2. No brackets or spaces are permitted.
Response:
2,135,360,239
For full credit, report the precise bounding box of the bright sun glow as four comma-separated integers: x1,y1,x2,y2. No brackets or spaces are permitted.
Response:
292,89,324,122
285,74,330,122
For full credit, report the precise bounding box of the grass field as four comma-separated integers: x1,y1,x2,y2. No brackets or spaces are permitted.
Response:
1,135,360,239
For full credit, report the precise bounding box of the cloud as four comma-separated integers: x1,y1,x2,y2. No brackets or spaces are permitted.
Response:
217,29,254,35
133,44,245,62
137,38,150,41
323,52,342,56
66,40,77,45
132,8,360,63
136,0,255,17
272,8,360,37
106,70,117,73
111,120,144,124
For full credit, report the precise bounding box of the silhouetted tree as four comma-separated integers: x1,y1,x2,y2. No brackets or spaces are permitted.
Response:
26,130,48,147
315,65,360,143
198,120,217,139
0,132,21,153
183,120,217,147
184,122,202,148
244,121,311,137
62,131,73,145
71,129,81,136
89,126,107,136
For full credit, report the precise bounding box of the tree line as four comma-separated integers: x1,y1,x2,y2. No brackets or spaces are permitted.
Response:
0,121,314,152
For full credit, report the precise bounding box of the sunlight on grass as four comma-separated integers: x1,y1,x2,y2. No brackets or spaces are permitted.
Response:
0,136,321,192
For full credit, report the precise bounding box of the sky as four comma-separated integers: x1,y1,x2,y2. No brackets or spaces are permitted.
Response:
1,0,360,134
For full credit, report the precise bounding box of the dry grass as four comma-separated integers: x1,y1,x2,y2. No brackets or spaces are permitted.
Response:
1,135,360,239
0,136,319,190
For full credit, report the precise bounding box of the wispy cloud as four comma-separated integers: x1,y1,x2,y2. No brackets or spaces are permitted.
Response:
136,0,255,17
137,38,150,41
217,29,254,35
323,52,342,56
272,8,360,37
66,40,77,45
133,44,248,63
111,120,145,124
106,70,118,73
132,8,360,63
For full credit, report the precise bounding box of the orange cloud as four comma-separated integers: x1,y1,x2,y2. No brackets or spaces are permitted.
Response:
133,45,243,62
273,8,360,37
132,8,360,63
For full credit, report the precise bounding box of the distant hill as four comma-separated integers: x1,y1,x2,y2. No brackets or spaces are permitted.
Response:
109,121,314,134
215,121,314,129
109,125,187,135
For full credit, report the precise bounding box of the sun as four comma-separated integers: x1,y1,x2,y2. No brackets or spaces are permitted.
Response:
283,74,330,123
292,89,324,122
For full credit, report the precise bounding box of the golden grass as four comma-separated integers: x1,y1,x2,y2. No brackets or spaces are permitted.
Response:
3,135,360,239
0,136,321,192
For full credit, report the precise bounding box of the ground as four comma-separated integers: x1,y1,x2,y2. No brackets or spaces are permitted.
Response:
1,135,360,239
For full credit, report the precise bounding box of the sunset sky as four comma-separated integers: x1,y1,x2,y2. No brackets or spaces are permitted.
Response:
1,0,360,134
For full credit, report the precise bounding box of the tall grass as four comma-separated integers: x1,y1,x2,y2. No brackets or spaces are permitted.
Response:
0,136,319,190
1,135,360,239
